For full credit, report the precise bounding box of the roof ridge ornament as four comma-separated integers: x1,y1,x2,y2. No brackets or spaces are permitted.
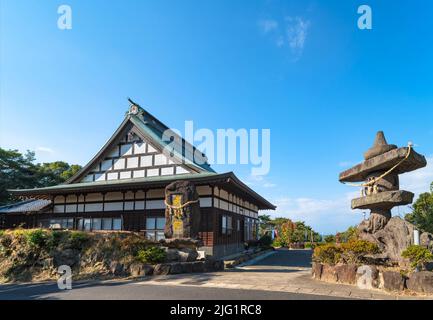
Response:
127,97,143,116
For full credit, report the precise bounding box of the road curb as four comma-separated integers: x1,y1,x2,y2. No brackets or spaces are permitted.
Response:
235,250,277,268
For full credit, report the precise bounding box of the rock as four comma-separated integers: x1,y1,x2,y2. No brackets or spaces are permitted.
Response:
164,181,201,239
335,264,357,284
165,248,180,262
359,217,433,266
356,265,379,289
425,262,433,272
42,258,54,270
109,261,125,275
160,238,203,249
312,262,323,280
406,271,433,294
53,249,80,267
421,233,433,251
321,264,338,283
129,263,148,277
382,271,405,292
204,259,224,272
154,263,171,275
359,254,391,266
178,248,199,262
181,262,194,273
191,261,205,273
168,262,183,274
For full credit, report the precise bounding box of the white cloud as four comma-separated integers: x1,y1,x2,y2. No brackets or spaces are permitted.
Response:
244,173,277,189
263,191,362,234
258,19,278,34
36,146,55,154
286,17,310,54
258,16,311,60
263,182,277,188
400,155,433,196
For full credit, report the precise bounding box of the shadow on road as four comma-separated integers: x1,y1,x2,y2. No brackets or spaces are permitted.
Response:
247,249,312,269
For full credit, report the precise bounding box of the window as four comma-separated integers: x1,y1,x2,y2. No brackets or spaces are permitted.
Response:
40,218,73,229
237,219,240,232
113,218,122,230
102,218,113,230
222,215,227,234
92,218,102,230
145,217,165,241
75,217,121,231
221,215,233,235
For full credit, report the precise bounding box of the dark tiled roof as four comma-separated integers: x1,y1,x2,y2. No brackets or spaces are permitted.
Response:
0,199,52,214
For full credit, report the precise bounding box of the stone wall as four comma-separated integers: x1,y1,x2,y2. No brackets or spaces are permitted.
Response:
312,262,433,295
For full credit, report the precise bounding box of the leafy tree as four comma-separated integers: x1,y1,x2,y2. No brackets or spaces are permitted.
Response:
338,226,358,243
0,148,82,205
324,235,336,243
405,182,433,234
258,214,272,236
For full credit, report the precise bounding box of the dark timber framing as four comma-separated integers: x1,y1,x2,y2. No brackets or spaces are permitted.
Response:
3,100,275,257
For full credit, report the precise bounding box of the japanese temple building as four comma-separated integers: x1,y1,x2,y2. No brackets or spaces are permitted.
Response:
0,100,275,257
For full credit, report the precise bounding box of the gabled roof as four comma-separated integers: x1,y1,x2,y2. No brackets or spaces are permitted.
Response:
66,99,214,184
0,199,52,214
9,172,276,210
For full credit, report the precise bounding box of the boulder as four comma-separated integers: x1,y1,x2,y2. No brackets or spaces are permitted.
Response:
181,262,194,273
53,249,80,267
335,264,357,284
178,248,199,262
109,261,125,275
160,238,203,250
311,262,323,280
168,262,183,274
165,248,180,262
321,264,338,283
191,261,205,273
129,263,153,277
382,271,405,292
406,271,433,294
204,259,224,272
356,265,379,289
164,180,201,239
421,233,433,251
154,263,171,275
359,217,433,266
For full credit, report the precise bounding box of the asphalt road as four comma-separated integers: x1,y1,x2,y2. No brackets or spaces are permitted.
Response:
0,281,341,300
0,249,346,300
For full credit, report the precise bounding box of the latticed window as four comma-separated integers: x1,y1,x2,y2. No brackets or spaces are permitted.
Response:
221,215,233,235
145,217,165,241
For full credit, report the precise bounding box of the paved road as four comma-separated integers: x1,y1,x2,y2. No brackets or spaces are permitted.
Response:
0,281,340,300
0,249,404,300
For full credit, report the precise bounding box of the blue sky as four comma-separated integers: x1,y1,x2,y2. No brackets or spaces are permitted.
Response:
1,0,433,234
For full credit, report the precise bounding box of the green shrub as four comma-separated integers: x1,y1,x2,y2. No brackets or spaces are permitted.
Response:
305,242,315,249
313,243,342,264
340,239,380,264
136,246,166,264
313,240,379,265
402,245,433,270
69,231,89,249
46,231,65,250
0,230,5,238
25,229,48,247
272,238,286,248
258,235,273,247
